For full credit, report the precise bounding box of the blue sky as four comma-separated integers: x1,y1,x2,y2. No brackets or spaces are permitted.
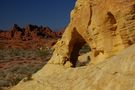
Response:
0,0,76,30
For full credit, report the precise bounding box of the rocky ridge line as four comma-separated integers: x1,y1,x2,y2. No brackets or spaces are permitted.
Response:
0,24,64,49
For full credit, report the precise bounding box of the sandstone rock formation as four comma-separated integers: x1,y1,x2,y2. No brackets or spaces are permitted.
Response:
10,24,60,41
11,44,135,90
49,0,135,66
0,24,63,49
11,0,135,90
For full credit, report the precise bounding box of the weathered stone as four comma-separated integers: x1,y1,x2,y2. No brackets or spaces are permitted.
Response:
11,44,135,90
11,0,135,90
49,0,135,66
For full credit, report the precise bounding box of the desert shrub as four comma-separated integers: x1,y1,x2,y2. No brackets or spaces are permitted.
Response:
0,49,35,61
36,47,52,58
0,63,45,87
0,50,7,60
0,80,9,87
0,48,53,61
22,50,37,58
17,65,36,74
9,49,22,57
0,48,52,87
7,64,37,74
5,73,22,86
0,49,21,60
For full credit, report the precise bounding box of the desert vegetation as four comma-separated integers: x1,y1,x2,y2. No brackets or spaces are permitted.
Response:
0,24,63,89
0,47,53,89
0,44,91,89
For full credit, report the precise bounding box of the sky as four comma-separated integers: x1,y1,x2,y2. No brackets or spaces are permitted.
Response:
0,0,76,31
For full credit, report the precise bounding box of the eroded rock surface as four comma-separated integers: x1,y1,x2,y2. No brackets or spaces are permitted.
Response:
11,0,135,90
11,43,135,90
49,0,135,66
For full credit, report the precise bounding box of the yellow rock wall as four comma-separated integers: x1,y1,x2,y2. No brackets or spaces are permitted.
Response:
49,0,135,66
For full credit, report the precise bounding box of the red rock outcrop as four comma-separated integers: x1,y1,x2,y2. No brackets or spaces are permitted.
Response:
0,24,64,49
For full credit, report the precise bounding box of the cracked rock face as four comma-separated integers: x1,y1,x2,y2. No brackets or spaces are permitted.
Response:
49,0,135,66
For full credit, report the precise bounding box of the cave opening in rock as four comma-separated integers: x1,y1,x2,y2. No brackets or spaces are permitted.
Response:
76,43,91,67
69,28,91,67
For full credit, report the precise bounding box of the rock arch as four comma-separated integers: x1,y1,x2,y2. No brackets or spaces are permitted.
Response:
48,27,90,67
69,28,88,67
48,0,135,67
